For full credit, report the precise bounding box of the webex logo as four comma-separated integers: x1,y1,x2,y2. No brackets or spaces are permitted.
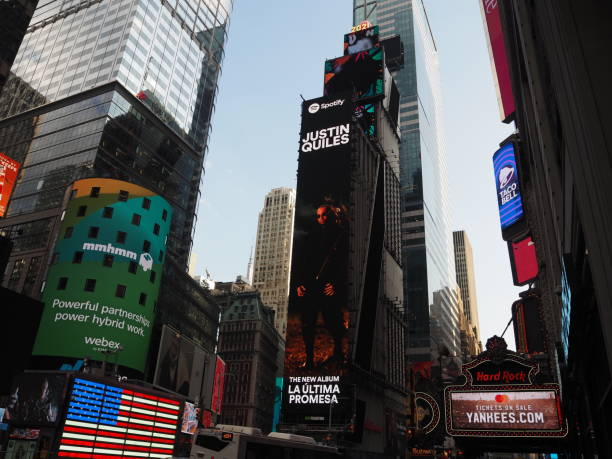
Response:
308,99,345,114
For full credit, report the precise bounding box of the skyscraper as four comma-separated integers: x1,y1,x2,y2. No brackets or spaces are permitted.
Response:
252,187,295,336
0,0,232,375
453,230,482,354
353,0,461,362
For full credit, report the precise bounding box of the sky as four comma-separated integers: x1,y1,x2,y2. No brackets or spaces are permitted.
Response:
192,0,522,349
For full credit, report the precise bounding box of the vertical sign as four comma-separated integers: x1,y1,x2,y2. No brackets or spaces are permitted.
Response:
283,93,354,425
493,142,524,232
0,153,20,217
210,356,226,415
508,235,538,285
481,0,515,121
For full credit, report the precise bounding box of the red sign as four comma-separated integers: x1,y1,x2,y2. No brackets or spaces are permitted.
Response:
509,236,538,285
481,0,515,122
0,153,20,217
210,356,226,414
201,409,213,428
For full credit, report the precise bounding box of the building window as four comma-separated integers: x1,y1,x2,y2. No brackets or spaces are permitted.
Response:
153,223,160,235
128,261,137,274
103,255,114,267
162,209,168,221
143,240,151,252
159,250,164,262
139,293,147,306
115,284,126,298
118,190,129,202
77,205,87,217
131,214,141,226
64,227,73,239
57,277,68,290
84,279,96,292
103,207,114,218
88,227,99,238
116,231,127,243
142,198,151,210
149,270,156,283
90,187,100,198
72,251,84,264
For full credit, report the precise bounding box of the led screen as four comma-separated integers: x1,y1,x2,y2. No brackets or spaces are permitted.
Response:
509,236,538,285
324,47,384,101
493,142,523,230
343,25,379,55
58,377,180,458
32,179,173,372
4,373,67,426
0,152,20,217
210,356,226,415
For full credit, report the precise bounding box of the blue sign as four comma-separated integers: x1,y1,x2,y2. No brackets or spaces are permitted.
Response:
493,142,524,229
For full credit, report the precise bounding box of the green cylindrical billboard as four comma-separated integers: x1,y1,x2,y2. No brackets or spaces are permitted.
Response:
33,178,172,372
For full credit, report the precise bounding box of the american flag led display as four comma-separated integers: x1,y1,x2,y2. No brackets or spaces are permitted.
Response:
58,378,180,459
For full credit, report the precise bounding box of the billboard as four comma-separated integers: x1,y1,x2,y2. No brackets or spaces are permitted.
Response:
512,296,546,354
210,356,226,415
344,25,379,55
32,179,173,372
508,235,538,285
283,93,354,424
493,142,524,231
0,153,20,217
4,373,68,426
480,0,515,121
58,377,180,458
324,46,384,101
181,402,198,435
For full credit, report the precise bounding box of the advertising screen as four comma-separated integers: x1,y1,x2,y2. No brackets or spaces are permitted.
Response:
181,402,198,435
4,373,67,426
0,153,20,217
493,142,523,230
210,356,226,415
448,389,563,433
324,46,384,101
509,236,538,285
32,179,173,372
57,377,180,458
344,25,379,55
283,93,354,425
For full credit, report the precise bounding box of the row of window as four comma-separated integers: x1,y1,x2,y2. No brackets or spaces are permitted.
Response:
74,186,169,222
55,277,148,306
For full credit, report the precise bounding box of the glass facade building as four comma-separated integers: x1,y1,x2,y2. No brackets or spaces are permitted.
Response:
353,0,460,361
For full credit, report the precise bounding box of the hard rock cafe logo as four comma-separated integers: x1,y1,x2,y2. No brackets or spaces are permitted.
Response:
484,0,498,14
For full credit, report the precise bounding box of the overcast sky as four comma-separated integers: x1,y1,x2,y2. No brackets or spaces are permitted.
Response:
192,0,522,349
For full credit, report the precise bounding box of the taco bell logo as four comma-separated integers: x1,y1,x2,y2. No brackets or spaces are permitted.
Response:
498,165,514,188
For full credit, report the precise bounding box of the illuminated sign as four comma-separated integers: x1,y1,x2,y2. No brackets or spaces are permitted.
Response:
493,142,523,230
210,356,226,415
33,179,173,372
344,25,379,55
508,235,538,285
58,377,180,458
324,46,384,101
0,153,20,217
351,20,373,32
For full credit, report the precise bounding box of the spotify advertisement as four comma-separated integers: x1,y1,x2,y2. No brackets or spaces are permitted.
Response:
33,179,172,372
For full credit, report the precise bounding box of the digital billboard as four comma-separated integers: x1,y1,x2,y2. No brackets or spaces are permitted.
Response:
344,25,379,55
181,402,198,435
508,235,538,285
480,0,515,122
57,377,180,458
324,46,384,101
0,152,20,217
512,296,546,354
4,373,68,426
493,142,524,231
33,179,173,372
283,93,354,425
210,356,226,415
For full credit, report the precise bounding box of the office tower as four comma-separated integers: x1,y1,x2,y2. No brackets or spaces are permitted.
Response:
353,0,461,362
252,187,295,336
0,0,37,93
0,0,231,377
453,230,481,349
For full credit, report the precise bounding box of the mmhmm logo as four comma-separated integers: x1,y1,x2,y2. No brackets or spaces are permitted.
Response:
82,242,153,271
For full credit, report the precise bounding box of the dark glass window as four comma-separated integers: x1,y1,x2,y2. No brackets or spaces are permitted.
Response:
72,251,84,264
159,250,164,262
64,227,73,239
142,198,151,210
153,223,160,235
149,270,156,283
131,214,141,226
57,277,68,290
115,284,126,298
77,205,87,217
116,231,127,243
118,190,129,202
162,209,168,221
90,187,100,198
84,279,96,292
103,254,114,267
88,226,99,238
139,293,147,306
128,261,137,273
103,207,114,218
143,240,151,252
